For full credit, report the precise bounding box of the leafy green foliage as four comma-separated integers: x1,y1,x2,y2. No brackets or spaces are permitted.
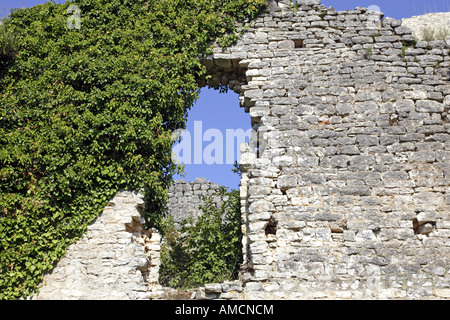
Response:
159,188,242,289
0,0,266,299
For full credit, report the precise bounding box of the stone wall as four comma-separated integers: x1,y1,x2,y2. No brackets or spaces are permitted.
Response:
167,178,226,228
35,191,164,300
207,0,450,299
34,181,232,300
35,0,450,300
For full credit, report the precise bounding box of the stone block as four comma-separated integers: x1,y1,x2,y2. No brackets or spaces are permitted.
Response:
277,40,295,49
416,100,445,113
277,175,298,190
298,0,321,5
394,26,412,35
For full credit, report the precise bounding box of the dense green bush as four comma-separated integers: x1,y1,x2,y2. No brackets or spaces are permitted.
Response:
159,188,242,289
0,0,266,299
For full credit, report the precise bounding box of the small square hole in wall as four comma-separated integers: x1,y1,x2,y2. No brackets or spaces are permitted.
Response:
265,217,278,236
293,39,304,48
412,218,436,236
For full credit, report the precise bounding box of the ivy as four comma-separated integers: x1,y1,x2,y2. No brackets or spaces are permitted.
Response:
0,0,266,300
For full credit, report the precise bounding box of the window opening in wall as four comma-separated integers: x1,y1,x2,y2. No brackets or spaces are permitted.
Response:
412,218,436,236
293,39,304,48
265,217,278,236
162,86,251,289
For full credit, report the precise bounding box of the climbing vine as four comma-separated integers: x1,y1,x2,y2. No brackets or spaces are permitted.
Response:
0,0,266,300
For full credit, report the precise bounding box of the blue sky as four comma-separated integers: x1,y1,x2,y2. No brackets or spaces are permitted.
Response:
1,0,449,189
322,0,449,19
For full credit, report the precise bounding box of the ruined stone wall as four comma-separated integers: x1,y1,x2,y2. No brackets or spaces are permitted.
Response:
34,181,232,300
35,0,450,300
167,178,226,228
35,191,164,300
220,0,450,299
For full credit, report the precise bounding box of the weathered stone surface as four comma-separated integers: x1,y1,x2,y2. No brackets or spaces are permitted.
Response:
167,178,227,228
402,12,450,40
35,191,160,300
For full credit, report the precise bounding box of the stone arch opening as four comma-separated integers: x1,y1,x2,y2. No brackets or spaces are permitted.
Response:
158,50,256,292
200,51,266,153
171,49,255,185
197,50,258,268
